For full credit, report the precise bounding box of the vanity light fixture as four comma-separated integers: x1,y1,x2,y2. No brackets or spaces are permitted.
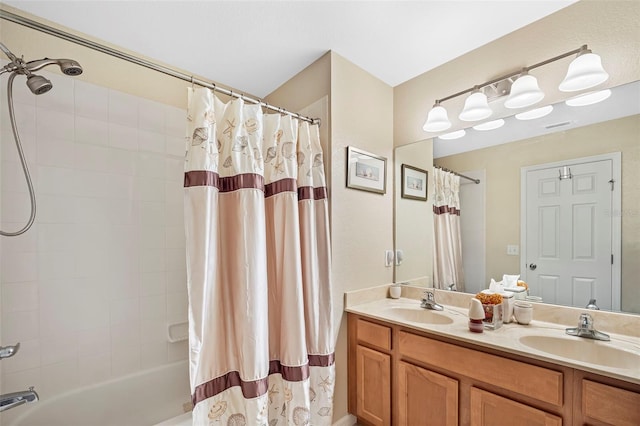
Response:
559,46,609,92
459,88,492,122
473,119,505,131
504,70,544,109
565,89,611,107
423,101,452,132
438,129,466,140
515,105,554,121
423,45,608,133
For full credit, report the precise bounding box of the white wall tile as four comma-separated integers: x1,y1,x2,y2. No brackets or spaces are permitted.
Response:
0,339,40,374
165,135,187,157
140,318,166,343
109,90,138,127
0,72,36,107
2,161,33,193
166,291,188,323
36,109,74,141
164,157,184,182
110,298,140,326
111,344,140,376
40,360,79,397
140,294,165,320
78,327,110,357
36,165,76,196
73,171,109,198
0,222,37,253
35,72,75,113
37,137,76,168
1,128,37,165
107,274,139,303
168,340,188,362
1,251,37,283
165,248,186,272
0,192,33,223
165,226,185,249
138,177,165,202
38,251,75,280
77,352,110,386
140,341,168,369
110,322,140,347
165,201,184,227
0,367,41,395
38,224,76,252
164,180,183,204
165,106,186,137
140,201,165,227
1,101,36,139
75,143,112,172
1,282,38,313
140,272,166,297
75,80,108,120
2,309,39,342
106,173,136,200
36,194,75,223
165,269,187,294
108,149,138,175
141,249,165,273
138,153,165,178
138,130,165,153
75,115,109,146
139,98,166,133
40,333,77,366
73,197,110,224
109,123,138,151
140,224,165,249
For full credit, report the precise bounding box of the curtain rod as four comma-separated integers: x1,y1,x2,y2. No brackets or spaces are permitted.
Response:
0,9,319,125
434,165,480,184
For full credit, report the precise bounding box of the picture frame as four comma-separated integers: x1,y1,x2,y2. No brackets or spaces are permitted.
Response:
346,146,387,194
401,164,428,201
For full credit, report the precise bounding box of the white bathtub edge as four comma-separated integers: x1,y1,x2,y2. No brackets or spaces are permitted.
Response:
333,413,357,426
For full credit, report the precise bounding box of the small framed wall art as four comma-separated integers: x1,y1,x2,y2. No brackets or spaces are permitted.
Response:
401,164,428,201
346,146,387,194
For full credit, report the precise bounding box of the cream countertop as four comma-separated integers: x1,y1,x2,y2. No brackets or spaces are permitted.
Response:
345,285,640,385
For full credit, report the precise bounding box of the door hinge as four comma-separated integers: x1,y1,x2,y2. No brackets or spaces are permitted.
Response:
608,179,615,191
611,254,614,265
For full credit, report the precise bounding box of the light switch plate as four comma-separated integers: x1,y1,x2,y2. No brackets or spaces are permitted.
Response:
507,245,519,256
385,250,394,267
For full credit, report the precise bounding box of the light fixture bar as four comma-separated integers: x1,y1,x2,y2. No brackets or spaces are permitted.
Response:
435,45,587,104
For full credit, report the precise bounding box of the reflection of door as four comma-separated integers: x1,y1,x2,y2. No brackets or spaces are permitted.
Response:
521,154,620,310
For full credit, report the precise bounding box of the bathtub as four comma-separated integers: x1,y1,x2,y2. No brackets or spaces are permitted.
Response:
4,361,191,426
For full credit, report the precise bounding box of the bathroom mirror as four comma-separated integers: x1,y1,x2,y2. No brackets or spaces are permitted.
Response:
394,80,640,315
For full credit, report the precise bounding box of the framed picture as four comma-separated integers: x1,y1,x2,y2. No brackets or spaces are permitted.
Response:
401,164,428,201
346,146,387,194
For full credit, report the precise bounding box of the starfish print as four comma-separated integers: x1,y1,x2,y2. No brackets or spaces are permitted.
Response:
222,118,236,138
318,375,333,393
268,384,279,404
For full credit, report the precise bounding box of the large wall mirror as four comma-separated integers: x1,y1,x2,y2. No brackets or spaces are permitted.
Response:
394,80,640,315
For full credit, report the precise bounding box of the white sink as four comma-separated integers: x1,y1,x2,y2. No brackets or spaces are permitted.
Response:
383,307,453,325
519,335,640,369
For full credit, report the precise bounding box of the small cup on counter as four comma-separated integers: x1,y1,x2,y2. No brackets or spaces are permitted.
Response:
389,283,402,299
513,302,533,325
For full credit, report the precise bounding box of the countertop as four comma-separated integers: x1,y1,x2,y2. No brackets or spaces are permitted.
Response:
345,291,640,385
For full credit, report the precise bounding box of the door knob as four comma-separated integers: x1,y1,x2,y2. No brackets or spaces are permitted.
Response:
529,263,537,270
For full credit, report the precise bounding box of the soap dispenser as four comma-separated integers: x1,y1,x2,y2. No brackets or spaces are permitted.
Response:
468,298,485,333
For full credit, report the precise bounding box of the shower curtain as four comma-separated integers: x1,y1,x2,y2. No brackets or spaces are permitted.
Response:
184,87,335,426
432,168,465,292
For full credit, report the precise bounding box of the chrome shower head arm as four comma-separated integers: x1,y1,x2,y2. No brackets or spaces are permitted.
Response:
0,42,19,62
24,58,60,73
24,58,83,76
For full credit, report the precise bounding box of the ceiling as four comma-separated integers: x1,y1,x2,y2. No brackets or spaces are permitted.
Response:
4,0,578,98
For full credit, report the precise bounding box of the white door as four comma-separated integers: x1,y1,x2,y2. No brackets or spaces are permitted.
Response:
522,158,616,310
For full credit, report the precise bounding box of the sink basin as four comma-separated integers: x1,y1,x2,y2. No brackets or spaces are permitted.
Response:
519,335,640,369
383,307,453,325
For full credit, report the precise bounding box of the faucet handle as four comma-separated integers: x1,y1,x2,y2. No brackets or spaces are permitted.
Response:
579,313,593,329
423,290,435,301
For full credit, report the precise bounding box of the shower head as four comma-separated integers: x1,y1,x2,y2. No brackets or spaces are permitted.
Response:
26,74,53,95
24,58,83,76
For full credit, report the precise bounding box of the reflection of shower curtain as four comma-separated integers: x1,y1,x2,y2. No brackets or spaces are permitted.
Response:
184,88,335,425
433,168,465,292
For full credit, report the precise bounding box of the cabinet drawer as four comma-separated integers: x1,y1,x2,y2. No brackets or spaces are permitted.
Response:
582,380,640,426
470,387,562,426
399,331,563,407
357,318,391,351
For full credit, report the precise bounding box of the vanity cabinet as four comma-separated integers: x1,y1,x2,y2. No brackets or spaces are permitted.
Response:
348,312,640,426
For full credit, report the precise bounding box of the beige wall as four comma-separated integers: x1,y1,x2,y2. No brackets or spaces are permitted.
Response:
394,0,640,147
435,115,640,313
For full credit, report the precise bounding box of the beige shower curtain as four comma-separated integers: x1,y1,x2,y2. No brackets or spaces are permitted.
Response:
433,168,465,292
184,87,334,425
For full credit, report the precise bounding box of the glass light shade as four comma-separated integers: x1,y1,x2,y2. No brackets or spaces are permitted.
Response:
515,105,554,120
504,74,545,109
423,104,452,132
473,119,505,131
559,52,609,92
439,129,466,140
565,89,611,107
459,91,492,121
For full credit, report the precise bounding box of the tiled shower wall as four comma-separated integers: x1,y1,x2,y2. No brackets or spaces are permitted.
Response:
0,67,188,400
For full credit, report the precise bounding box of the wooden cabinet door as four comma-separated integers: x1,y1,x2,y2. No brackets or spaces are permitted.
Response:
397,361,458,426
580,380,640,426
470,387,562,426
356,345,391,426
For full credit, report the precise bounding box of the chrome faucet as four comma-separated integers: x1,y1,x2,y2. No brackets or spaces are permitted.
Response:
566,313,610,341
421,290,444,311
585,299,600,310
0,387,39,412
0,342,20,360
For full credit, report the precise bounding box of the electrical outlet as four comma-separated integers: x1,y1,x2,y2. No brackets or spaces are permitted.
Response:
385,250,394,267
507,245,519,256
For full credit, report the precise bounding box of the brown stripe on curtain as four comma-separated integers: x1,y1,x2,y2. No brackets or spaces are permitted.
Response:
298,186,328,201
433,205,461,216
308,352,335,367
192,359,320,405
184,171,264,193
265,178,297,198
